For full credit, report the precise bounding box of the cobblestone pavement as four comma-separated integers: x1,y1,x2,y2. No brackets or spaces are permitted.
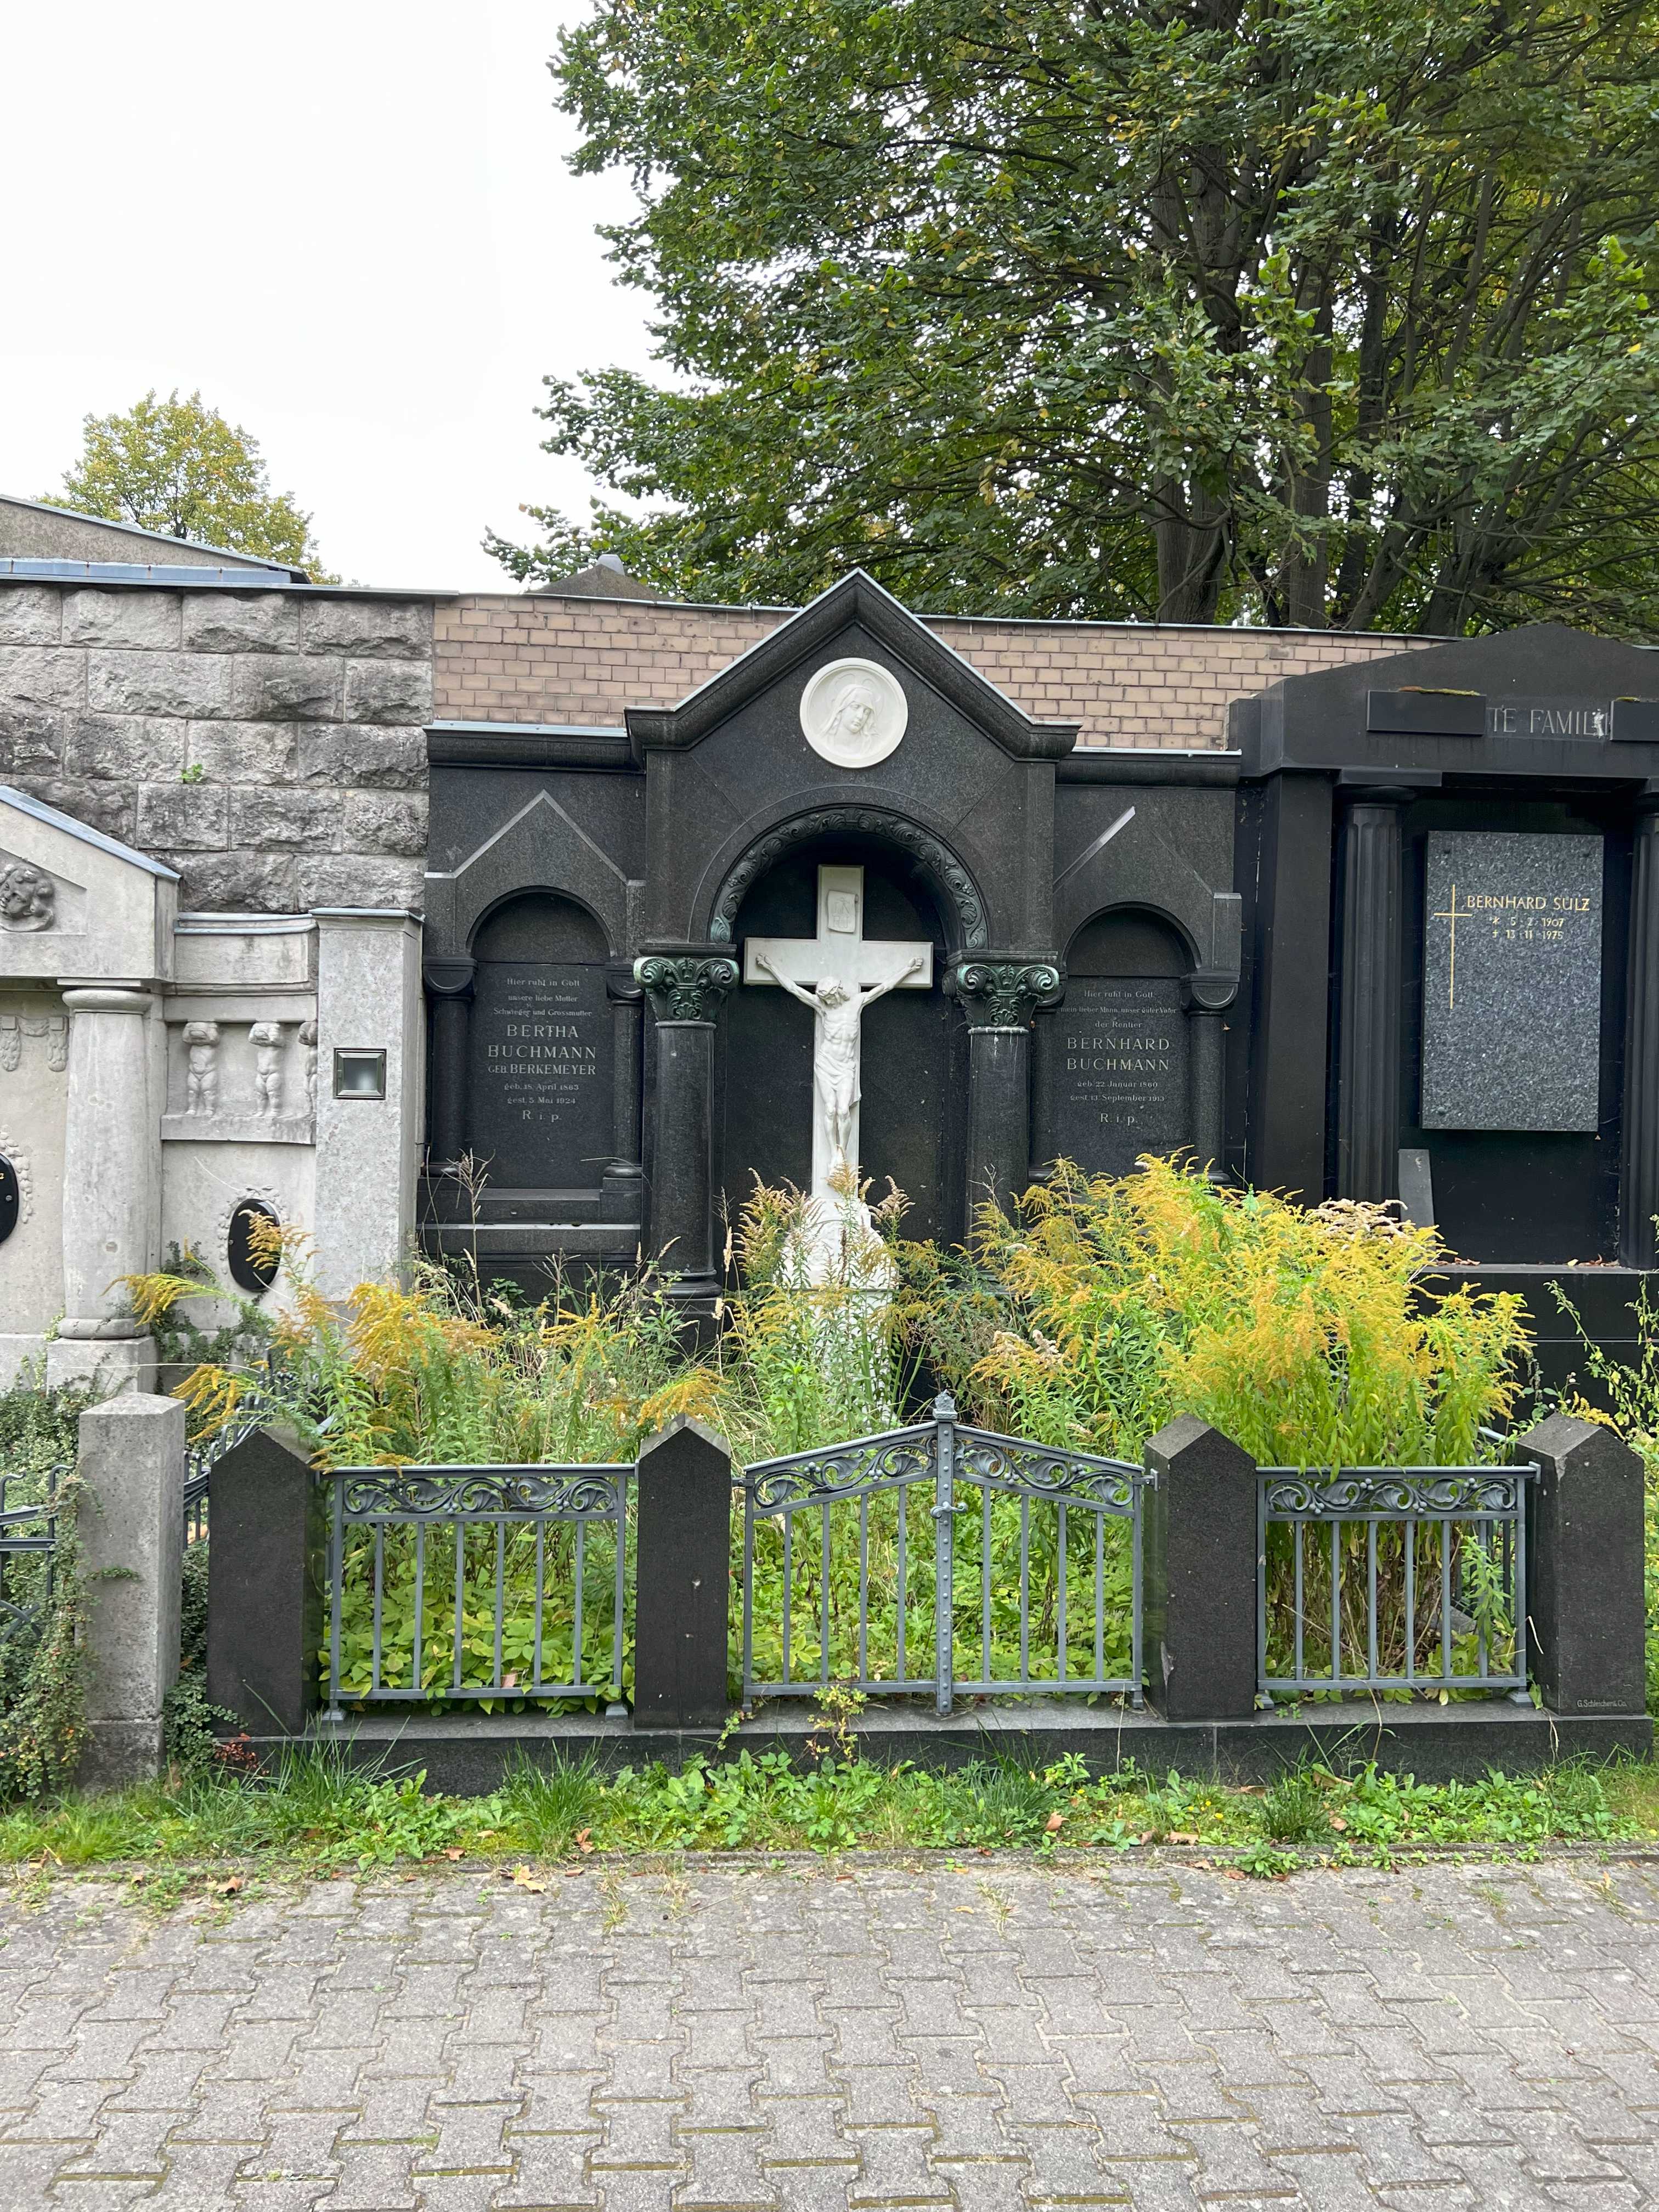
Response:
5,1858,1659,2209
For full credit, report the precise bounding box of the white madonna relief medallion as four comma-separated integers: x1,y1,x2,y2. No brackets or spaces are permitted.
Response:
799,658,909,769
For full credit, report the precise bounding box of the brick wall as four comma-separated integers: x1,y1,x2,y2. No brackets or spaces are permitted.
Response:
434,594,1437,748
0,585,432,912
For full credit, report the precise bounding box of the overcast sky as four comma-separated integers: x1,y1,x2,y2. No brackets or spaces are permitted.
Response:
2,2,657,589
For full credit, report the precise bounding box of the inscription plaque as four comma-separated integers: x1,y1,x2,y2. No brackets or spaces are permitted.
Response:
1051,979,1189,1176
469,960,610,1186
1421,831,1602,1133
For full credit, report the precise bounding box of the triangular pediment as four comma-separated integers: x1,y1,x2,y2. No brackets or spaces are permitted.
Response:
0,785,177,981
624,569,1079,762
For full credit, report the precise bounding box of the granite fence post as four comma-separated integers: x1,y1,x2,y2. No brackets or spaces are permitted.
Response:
1142,1414,1258,1722
206,1427,325,1736
632,1416,732,1730
75,1392,186,1788
1518,1413,1646,1716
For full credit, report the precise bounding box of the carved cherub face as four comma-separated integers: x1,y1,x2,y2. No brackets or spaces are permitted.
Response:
0,862,54,932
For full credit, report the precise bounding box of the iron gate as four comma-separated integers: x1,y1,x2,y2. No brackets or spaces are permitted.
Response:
740,1393,1145,1714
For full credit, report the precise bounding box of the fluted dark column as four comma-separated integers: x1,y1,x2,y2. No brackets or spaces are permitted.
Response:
1621,801,1659,1267
602,964,645,1236
952,957,1062,1220
635,950,738,1305
1336,789,1412,1203
423,956,476,1167
1183,969,1236,1180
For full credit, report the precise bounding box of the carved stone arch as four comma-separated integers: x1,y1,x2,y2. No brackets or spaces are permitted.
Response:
466,883,611,963
706,806,989,950
1064,901,1200,977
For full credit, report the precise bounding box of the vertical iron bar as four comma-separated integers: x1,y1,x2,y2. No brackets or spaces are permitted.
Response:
1293,1522,1305,1684
1514,1481,1527,1685
493,1521,505,1691
414,1522,426,1697
371,1523,385,1694
1330,1520,1341,1686
1129,1481,1143,1708
612,1474,627,1703
981,1488,991,1683
1476,1516,1489,1683
933,1395,956,1715
452,1520,465,1691
1256,1479,1267,1695
742,1500,755,1697
573,1521,585,1693
1404,1522,1417,1683
821,1501,831,1688
1057,1500,1068,1683
896,1481,907,1683
1018,1497,1030,1686
1441,1519,1453,1681
1094,1507,1105,1688
1368,1521,1379,1684
782,1514,792,1686
857,1493,869,1688
533,1521,546,1694
328,1478,343,1718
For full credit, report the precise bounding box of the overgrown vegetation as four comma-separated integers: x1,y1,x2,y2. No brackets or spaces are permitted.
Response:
0,1379,93,1799
0,1748,1640,1880
127,1164,1536,1707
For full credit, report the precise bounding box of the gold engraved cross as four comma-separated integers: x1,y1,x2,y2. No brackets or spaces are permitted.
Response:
1431,882,1464,1010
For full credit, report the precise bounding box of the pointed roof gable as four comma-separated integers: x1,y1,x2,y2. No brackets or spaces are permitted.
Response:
623,569,1080,761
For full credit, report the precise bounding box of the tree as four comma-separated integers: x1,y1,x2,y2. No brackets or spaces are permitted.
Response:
47,391,332,579
492,0,1659,633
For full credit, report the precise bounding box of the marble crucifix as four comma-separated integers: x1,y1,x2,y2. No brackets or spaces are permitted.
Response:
743,865,933,1211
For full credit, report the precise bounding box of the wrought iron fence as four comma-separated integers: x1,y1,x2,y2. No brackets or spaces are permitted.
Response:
1257,1458,1536,1699
323,1463,630,1716
0,1465,63,1631
740,1395,1144,1715
182,1403,269,1547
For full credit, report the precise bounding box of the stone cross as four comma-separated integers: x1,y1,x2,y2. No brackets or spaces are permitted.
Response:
744,864,932,1201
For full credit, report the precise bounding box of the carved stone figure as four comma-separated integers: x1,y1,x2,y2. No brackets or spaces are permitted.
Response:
299,1019,318,1115
248,1022,285,1116
182,1021,221,1115
45,1017,66,1073
0,862,55,932
755,952,924,1179
798,657,909,768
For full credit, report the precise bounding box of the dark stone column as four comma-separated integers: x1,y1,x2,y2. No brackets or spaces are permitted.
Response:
1142,1415,1257,1722
1622,800,1659,1266
602,964,645,1240
952,957,1061,1218
632,1415,733,1729
1183,968,1237,1180
422,956,475,1168
635,950,738,1304
1519,1413,1646,1716
1335,786,1412,1203
206,1426,325,1737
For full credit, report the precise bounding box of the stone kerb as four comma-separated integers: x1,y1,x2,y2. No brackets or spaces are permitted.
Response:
75,1391,185,1788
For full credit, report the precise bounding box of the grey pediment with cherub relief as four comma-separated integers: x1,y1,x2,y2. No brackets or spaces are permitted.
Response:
0,848,85,938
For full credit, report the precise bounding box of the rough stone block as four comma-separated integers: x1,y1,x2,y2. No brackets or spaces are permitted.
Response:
183,594,301,653
88,649,232,719
10,776,136,844
297,724,427,789
64,590,182,649
137,782,229,850
0,709,64,771
66,713,186,781
232,654,343,723
342,792,427,857
166,849,298,913
0,644,85,712
185,717,298,783
230,786,342,851
76,1392,185,1790
345,659,433,725
298,854,424,909
300,599,431,658
0,588,62,646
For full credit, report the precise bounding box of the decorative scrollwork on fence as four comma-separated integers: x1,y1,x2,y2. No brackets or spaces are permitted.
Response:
744,1429,935,1513
1260,1468,1523,1519
336,1465,628,1521
955,1429,1141,1513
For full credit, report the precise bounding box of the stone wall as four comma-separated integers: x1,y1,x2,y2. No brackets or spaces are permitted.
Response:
434,592,1439,748
0,584,435,912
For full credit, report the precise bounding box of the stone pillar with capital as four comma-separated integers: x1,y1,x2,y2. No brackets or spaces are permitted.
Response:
603,963,646,1245
1335,787,1413,1204
1183,968,1237,1181
423,954,475,1169
1621,799,1659,1267
951,957,1062,1221
48,984,160,1395
635,950,738,1305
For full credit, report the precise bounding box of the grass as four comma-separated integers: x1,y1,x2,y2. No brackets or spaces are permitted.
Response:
0,1747,1651,1884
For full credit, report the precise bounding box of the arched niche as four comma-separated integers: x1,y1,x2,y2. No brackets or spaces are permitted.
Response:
466,890,614,1190
1036,905,1199,1179
715,828,958,1244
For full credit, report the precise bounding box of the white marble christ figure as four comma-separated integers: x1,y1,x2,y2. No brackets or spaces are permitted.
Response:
754,953,925,1175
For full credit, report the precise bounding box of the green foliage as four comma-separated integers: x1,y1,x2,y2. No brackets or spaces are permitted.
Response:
45,390,334,579
498,0,1659,634
0,1381,93,1801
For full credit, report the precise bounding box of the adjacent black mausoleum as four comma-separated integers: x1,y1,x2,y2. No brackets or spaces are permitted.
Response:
420,579,1659,1367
